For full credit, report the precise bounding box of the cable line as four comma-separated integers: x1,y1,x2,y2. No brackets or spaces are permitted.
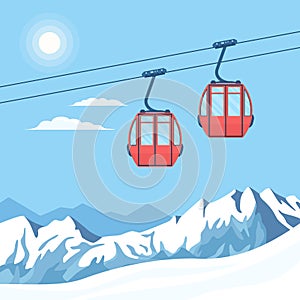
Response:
238,30,300,45
0,46,213,89
0,29,299,89
0,44,299,105
0,75,142,105
168,45,300,73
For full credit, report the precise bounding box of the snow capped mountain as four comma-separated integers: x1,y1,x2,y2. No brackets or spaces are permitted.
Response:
0,187,299,284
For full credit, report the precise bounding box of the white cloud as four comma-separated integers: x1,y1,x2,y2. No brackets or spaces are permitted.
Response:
28,117,113,131
71,97,126,107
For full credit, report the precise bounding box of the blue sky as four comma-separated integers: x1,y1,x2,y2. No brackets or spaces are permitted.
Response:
0,1,299,218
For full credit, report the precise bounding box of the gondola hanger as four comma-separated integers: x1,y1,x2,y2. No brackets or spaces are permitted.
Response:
211,39,240,83
140,68,169,112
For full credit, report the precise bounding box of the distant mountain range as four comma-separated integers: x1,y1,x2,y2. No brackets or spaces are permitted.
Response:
0,198,170,239
0,187,299,284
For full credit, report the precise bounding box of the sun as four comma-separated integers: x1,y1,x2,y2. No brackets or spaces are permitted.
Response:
24,18,76,67
38,31,61,55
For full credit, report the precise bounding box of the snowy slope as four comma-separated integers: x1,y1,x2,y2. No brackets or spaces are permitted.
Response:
0,187,299,284
0,218,300,300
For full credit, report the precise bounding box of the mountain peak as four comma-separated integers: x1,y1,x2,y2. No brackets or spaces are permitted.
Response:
244,186,254,193
229,189,239,196
260,187,275,197
1,197,25,208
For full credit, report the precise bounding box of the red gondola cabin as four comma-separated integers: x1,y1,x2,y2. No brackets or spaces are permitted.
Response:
198,83,254,137
128,111,183,167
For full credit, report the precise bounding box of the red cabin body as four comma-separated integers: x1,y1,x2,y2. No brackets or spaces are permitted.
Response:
198,83,253,137
128,111,183,167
